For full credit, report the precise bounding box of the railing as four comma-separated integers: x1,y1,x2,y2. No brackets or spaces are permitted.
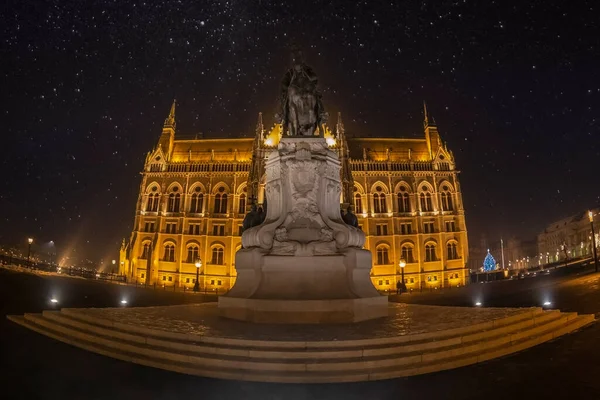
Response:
160,162,251,173
350,160,434,172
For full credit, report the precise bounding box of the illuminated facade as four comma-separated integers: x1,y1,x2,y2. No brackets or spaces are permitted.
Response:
119,102,470,291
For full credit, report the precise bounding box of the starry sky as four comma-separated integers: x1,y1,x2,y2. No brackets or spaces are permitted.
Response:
2,0,599,263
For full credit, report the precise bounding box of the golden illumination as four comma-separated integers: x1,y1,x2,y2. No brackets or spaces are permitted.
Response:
264,138,273,147
589,210,594,223
326,137,336,146
28,238,33,245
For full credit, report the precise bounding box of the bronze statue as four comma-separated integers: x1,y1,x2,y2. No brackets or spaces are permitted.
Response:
276,45,328,136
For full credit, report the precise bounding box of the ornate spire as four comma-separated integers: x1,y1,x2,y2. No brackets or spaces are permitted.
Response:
336,112,345,137
256,112,265,141
423,101,429,127
164,99,176,129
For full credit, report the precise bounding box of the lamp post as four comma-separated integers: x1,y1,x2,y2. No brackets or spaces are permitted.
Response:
27,238,33,266
398,258,406,294
194,257,202,292
589,211,598,273
112,259,116,274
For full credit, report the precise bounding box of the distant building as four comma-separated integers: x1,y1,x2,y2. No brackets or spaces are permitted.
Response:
119,102,470,292
537,208,600,264
469,236,538,271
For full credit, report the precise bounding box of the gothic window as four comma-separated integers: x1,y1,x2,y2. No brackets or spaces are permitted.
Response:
189,187,203,214
147,192,160,212
167,188,181,213
441,185,454,211
163,244,175,262
420,188,433,212
140,243,150,259
397,189,410,213
211,246,224,265
213,187,228,213
238,193,246,214
373,186,387,213
186,245,199,263
354,193,363,213
447,242,459,260
425,243,436,262
376,245,390,265
401,245,414,263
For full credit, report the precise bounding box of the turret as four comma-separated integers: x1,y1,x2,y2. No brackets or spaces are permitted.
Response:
423,101,442,160
157,100,176,159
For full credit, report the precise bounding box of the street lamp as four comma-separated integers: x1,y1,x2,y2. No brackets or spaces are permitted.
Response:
112,259,116,274
194,257,202,292
398,258,406,294
27,238,33,266
589,211,599,273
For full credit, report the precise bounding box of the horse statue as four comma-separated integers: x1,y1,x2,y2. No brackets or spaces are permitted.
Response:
277,46,328,136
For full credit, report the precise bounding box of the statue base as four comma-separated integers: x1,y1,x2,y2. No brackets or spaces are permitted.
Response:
218,248,388,324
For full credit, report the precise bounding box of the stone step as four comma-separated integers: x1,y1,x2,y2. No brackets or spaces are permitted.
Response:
56,306,546,353
42,308,560,363
6,313,594,383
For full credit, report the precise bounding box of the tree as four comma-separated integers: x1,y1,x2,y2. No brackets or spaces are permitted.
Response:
483,249,497,272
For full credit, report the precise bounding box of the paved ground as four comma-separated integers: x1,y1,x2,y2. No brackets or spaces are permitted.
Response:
2,267,600,400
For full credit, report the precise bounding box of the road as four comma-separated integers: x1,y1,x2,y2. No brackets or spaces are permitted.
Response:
2,267,600,400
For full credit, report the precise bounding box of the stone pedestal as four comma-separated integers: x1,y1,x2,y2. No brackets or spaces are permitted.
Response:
219,137,387,323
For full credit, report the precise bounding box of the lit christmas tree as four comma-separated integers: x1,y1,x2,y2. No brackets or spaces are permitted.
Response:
483,249,497,272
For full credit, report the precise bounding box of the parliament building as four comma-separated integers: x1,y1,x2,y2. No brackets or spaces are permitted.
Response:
119,102,470,292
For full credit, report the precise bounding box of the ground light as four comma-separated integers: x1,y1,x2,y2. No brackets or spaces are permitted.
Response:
50,298,58,304
475,301,482,306
543,301,552,307
120,299,128,305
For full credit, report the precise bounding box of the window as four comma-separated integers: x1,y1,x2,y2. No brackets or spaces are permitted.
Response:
189,189,203,214
447,242,459,260
400,223,412,235
376,246,389,265
420,188,433,212
143,222,155,232
237,225,243,236
212,224,225,236
445,220,456,232
186,278,190,283
211,247,224,265
385,280,389,285
238,193,246,214
141,273,145,279
213,187,228,213
378,280,383,285
163,244,175,262
146,192,160,212
397,188,410,212
401,246,414,263
210,279,215,285
168,276,172,282
186,246,199,263
427,276,432,282
409,278,414,284
424,221,434,234
140,243,150,259
376,224,388,236
162,276,166,281
217,280,222,286
166,222,177,234
425,244,436,262
441,186,454,211
373,187,387,213
188,223,200,235
167,188,181,212
354,193,363,213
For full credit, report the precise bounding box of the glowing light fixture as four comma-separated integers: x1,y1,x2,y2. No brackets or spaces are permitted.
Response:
475,301,482,306
120,299,128,305
543,301,552,306
326,137,336,146
264,138,273,147
50,298,58,304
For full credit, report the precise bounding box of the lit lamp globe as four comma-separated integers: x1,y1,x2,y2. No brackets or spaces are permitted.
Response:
194,258,202,292
28,238,33,245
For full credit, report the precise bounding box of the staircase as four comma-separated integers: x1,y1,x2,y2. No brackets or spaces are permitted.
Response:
7,307,594,383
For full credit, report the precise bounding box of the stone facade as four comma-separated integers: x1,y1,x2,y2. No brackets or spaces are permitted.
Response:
119,102,470,292
537,208,600,264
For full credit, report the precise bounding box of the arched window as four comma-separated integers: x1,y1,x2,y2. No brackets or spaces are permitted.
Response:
167,187,181,212
146,186,160,212
420,188,433,212
163,244,175,262
211,246,224,265
140,243,151,259
440,185,454,211
376,246,390,265
401,245,414,263
447,242,458,260
373,186,387,213
238,193,246,214
189,187,203,214
186,245,199,263
425,243,436,262
213,187,228,214
354,193,363,213
397,187,410,213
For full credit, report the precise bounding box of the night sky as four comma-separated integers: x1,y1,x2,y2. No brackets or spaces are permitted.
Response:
2,0,599,263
